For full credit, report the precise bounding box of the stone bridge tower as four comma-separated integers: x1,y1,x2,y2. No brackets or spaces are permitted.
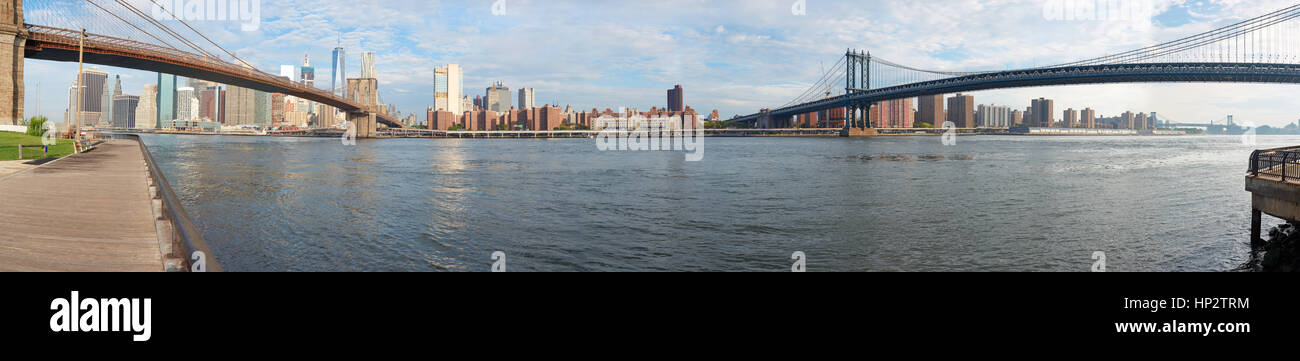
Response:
0,0,25,125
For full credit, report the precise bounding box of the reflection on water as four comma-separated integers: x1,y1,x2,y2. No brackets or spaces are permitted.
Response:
139,134,1294,272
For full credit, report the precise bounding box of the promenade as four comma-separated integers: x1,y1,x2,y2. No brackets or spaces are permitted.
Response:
0,140,164,271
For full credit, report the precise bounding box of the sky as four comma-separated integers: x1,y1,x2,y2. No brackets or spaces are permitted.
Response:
20,0,1300,127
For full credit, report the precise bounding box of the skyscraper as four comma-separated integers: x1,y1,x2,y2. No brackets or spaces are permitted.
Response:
518,88,535,110
300,54,315,88
136,85,157,129
1081,108,1097,129
667,85,684,112
225,85,255,126
361,52,377,79
157,73,177,127
946,93,975,128
112,95,139,129
254,90,271,126
1064,108,1078,128
331,38,346,97
176,87,196,121
485,82,510,113
433,64,463,115
917,94,944,127
76,68,108,127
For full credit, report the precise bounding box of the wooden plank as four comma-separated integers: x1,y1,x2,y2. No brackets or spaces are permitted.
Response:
0,140,163,272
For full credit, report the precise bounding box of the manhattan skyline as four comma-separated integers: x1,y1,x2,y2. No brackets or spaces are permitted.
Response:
21,0,1300,127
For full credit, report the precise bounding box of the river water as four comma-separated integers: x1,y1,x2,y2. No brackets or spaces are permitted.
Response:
138,133,1293,272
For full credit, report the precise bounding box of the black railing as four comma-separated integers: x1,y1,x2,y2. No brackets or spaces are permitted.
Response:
105,133,223,272
1249,146,1300,183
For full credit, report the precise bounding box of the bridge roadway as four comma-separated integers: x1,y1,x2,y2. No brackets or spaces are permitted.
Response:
736,62,1300,124
0,140,164,271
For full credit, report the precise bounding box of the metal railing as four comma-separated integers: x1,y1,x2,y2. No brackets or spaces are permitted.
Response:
1249,146,1300,183
106,133,223,272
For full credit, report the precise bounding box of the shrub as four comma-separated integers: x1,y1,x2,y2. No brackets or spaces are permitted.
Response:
26,116,49,136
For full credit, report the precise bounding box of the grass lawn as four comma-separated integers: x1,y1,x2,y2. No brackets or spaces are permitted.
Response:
0,131,75,161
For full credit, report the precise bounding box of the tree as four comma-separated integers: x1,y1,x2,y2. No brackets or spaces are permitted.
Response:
26,116,49,136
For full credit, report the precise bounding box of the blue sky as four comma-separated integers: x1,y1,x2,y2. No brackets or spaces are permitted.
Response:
21,0,1300,127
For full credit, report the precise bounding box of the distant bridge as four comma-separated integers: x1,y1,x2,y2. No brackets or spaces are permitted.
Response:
734,4,1300,130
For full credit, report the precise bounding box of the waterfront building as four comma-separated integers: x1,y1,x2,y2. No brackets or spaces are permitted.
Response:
976,104,1012,128
917,94,944,127
1064,108,1079,128
434,64,463,116
1031,98,1055,127
157,73,177,127
946,93,975,128
1082,108,1097,128
135,85,157,129
176,87,196,121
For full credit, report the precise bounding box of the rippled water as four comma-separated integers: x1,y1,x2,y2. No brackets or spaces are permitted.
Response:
139,133,1297,272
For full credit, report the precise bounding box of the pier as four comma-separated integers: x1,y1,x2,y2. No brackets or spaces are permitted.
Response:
1246,146,1300,243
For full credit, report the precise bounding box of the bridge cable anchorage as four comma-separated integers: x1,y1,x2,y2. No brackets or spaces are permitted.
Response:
141,0,258,70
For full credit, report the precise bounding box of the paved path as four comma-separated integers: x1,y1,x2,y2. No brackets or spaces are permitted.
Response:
0,160,33,178
0,140,163,271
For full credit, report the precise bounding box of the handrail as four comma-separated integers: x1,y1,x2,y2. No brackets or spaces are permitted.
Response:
1248,145,1300,183
106,133,223,272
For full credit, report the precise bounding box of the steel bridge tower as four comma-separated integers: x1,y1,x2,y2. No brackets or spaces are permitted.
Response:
845,50,871,129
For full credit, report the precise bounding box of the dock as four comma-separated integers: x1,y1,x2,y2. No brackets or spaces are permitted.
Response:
0,140,164,271
1246,146,1300,243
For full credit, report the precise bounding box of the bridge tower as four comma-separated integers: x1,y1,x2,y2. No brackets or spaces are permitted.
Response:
346,77,380,138
0,0,24,125
845,50,871,130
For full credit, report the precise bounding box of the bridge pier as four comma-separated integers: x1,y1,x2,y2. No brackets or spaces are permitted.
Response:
347,112,377,138
0,0,24,126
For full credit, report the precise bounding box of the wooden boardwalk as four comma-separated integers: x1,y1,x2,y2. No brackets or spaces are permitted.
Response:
0,140,163,271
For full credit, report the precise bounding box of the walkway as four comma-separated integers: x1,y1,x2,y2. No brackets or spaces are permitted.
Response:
0,140,164,271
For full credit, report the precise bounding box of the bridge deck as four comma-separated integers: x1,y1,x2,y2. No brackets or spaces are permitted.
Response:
0,140,163,272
